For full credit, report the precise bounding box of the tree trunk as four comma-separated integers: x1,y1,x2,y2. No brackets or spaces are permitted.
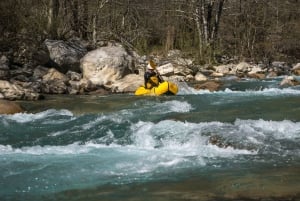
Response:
92,0,110,45
47,0,59,37
70,0,79,34
92,14,97,45
80,0,89,39
211,0,224,42
201,0,209,44
165,25,175,53
195,6,203,60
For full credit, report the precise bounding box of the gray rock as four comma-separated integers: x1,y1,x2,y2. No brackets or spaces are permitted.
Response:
41,68,69,94
33,66,49,80
44,39,87,73
66,71,82,81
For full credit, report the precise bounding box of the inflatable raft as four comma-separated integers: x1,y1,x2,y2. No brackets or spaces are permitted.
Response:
135,81,178,96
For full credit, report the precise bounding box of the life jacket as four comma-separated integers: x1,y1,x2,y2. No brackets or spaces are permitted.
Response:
145,76,160,89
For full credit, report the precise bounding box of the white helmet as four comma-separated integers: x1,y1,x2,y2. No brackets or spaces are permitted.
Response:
147,63,154,70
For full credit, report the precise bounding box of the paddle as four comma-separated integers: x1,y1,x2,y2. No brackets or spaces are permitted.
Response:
149,60,164,82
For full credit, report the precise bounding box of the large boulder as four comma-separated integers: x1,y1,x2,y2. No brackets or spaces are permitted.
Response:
0,100,24,114
44,39,87,73
80,45,133,87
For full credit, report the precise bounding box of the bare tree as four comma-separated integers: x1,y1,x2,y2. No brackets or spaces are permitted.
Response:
190,0,225,62
1,0,299,65
47,0,59,37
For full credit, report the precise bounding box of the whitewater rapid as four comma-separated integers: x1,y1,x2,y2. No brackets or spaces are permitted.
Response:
0,79,300,200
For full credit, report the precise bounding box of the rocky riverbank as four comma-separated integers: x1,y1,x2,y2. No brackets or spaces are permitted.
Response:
1,39,300,114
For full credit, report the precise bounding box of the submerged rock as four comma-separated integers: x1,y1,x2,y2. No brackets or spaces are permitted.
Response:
0,100,24,114
247,73,266,79
280,76,300,87
209,135,233,149
193,81,222,92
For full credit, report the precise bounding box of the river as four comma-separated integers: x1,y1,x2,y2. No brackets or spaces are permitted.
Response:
0,77,299,201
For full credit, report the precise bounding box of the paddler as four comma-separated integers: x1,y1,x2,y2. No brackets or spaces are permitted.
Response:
144,60,163,89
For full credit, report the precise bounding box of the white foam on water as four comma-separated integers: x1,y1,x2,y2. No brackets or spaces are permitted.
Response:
129,121,156,148
177,82,211,95
2,109,74,123
1,118,298,183
176,80,300,96
234,119,300,139
219,87,300,97
246,87,300,96
79,110,133,130
130,120,255,158
81,115,106,130
0,142,115,156
161,100,193,113
48,130,69,137
149,100,193,115
0,144,14,153
1,118,299,196
98,120,258,175
1,118,297,157
0,120,255,179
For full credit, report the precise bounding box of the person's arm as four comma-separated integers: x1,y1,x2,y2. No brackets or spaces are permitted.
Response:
157,73,163,83
144,72,150,88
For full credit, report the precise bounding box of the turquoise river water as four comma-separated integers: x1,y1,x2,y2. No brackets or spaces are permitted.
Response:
0,77,300,201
